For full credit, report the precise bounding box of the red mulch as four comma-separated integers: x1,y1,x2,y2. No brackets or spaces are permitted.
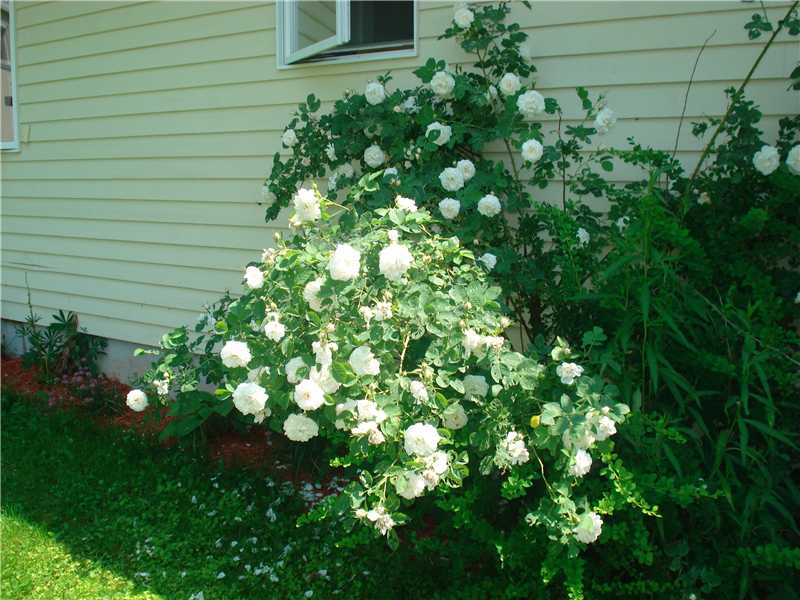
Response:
0,355,348,504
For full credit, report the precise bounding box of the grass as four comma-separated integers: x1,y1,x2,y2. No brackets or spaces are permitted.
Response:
0,395,509,600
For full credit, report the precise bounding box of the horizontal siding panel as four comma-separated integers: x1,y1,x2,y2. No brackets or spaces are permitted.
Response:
1,114,786,162
2,285,197,331
17,43,795,123
12,79,791,145
2,299,176,347
2,232,258,272
3,249,243,292
3,266,217,313
17,3,260,47
1,196,281,228
19,4,273,66
15,1,144,30
2,216,281,251
17,29,273,86
2,157,267,179
423,2,794,28
0,179,269,203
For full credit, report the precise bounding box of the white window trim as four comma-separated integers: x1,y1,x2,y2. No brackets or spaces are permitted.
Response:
276,0,418,71
1,0,19,152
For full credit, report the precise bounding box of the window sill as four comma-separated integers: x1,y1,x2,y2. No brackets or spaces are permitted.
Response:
277,46,418,71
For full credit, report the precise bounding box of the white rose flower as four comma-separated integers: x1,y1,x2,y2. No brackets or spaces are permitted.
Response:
521,139,544,163
496,431,530,467
403,96,419,113
379,243,413,281
395,471,427,500
456,159,475,181
154,376,170,397
359,305,374,323
516,90,545,119
373,300,393,321
753,144,780,176
352,420,385,445
303,278,324,311
312,340,337,367
126,389,148,412
365,81,386,105
426,122,452,146
478,252,497,270
498,72,521,96
328,243,361,281
263,317,286,342
220,340,252,369
595,415,617,441
404,422,441,457
786,145,800,174
463,374,489,399
292,188,321,224
594,107,617,135
484,335,504,351
486,84,498,103
349,345,380,376
365,505,395,535
438,197,461,220
462,328,486,357
439,167,465,192
338,163,354,178
576,227,590,247
616,216,630,230
477,193,501,217
395,195,417,212
310,365,340,394
233,382,269,418
570,449,593,477
453,5,474,28
283,413,319,442
574,512,603,544
431,70,456,97
409,380,429,403
294,378,326,411
363,144,385,168
244,266,264,290
355,399,387,424
285,357,306,384
556,362,584,385
325,143,336,161
443,402,468,429
281,128,298,147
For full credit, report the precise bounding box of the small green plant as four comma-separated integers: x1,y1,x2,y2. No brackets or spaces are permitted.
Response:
16,283,107,382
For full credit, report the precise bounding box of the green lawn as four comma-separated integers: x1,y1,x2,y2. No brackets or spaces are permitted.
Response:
0,397,508,600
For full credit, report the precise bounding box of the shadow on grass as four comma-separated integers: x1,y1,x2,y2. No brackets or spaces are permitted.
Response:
1,397,503,600
0,397,348,599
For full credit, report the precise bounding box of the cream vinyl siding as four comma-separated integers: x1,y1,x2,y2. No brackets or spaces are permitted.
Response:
1,1,797,346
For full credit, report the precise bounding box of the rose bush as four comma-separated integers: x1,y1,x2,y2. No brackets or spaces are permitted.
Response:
133,179,631,561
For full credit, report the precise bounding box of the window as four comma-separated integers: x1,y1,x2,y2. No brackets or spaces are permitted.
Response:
276,0,416,69
1,0,17,151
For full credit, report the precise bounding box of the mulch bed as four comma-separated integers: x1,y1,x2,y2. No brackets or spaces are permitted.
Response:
1,355,348,506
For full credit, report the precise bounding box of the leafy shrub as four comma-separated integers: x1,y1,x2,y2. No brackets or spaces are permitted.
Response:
134,179,633,593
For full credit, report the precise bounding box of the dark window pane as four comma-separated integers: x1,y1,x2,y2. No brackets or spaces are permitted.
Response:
346,1,413,47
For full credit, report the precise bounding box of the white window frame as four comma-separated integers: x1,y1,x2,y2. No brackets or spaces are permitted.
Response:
1,0,19,151
276,0,417,70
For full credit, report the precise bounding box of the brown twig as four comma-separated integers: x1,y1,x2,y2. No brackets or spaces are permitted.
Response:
671,29,717,165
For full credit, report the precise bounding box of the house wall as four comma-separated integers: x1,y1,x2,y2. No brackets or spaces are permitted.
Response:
2,1,798,357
